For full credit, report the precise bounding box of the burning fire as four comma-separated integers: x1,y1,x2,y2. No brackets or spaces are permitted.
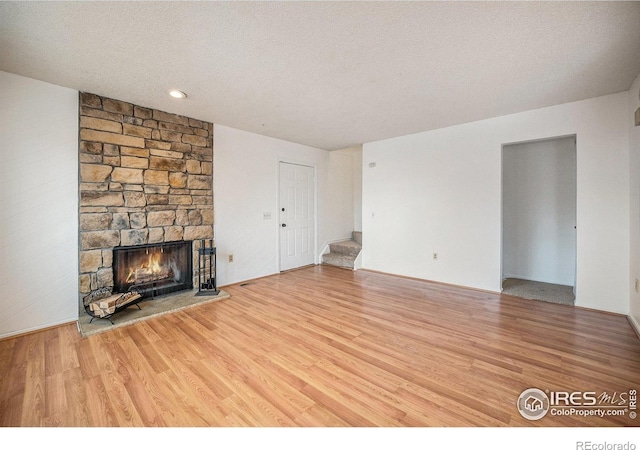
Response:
125,252,173,285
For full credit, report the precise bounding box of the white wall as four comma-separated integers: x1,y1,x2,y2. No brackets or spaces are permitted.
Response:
0,71,79,338
502,137,576,286
214,124,350,286
353,146,363,232
363,92,630,314
326,147,356,242
326,144,364,238
629,71,640,332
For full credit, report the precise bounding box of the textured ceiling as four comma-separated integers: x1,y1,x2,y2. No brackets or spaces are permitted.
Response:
1,1,639,150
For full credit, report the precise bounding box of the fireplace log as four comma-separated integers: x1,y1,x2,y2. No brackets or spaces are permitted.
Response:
87,292,142,318
115,291,142,308
98,294,122,309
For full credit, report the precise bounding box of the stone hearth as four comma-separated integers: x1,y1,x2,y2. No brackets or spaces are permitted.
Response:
77,288,230,337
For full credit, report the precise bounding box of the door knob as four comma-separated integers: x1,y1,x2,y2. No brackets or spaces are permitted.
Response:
281,223,287,227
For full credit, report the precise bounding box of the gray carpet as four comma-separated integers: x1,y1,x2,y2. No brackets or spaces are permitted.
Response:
502,278,575,306
77,288,230,337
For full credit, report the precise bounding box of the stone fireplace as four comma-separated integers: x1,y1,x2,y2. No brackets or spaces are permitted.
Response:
78,92,213,308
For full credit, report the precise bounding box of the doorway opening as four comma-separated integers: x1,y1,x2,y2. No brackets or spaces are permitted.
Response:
501,135,577,306
279,161,316,271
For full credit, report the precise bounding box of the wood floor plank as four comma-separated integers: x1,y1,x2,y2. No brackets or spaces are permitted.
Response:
115,335,173,426
57,323,80,372
196,339,298,426
212,334,315,420
123,377,167,426
0,394,24,426
43,329,63,378
63,368,93,426
310,359,407,422
1,265,639,427
84,375,119,427
0,336,28,402
293,403,351,427
20,334,45,426
155,369,223,426
76,337,101,380
42,372,68,426
393,385,503,427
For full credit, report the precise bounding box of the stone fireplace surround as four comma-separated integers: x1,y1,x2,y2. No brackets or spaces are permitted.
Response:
78,92,214,308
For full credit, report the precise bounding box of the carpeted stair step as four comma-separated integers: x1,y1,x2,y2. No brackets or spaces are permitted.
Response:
322,252,356,269
322,234,362,270
328,239,362,257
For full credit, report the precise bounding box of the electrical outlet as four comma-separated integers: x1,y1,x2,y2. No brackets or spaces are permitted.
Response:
433,253,438,260
228,254,234,263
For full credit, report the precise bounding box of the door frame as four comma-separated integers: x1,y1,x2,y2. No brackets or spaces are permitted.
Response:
499,134,578,297
277,158,318,272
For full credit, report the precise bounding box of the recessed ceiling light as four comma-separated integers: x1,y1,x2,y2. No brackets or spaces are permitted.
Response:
168,90,187,99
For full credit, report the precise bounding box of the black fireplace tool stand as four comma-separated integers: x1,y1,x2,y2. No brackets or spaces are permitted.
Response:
196,239,219,296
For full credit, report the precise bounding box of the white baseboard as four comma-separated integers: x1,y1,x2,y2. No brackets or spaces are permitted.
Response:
628,314,640,340
0,316,78,340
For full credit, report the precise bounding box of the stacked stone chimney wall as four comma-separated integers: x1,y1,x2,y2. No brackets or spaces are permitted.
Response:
78,93,213,298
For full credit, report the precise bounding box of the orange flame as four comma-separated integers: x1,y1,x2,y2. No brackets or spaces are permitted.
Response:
125,252,169,284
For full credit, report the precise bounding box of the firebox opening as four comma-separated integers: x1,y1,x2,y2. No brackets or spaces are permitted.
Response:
113,241,193,298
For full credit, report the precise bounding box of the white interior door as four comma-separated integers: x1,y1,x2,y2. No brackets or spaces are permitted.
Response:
279,162,315,271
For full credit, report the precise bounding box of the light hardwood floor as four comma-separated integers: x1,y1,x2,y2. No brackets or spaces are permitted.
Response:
1,265,639,427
